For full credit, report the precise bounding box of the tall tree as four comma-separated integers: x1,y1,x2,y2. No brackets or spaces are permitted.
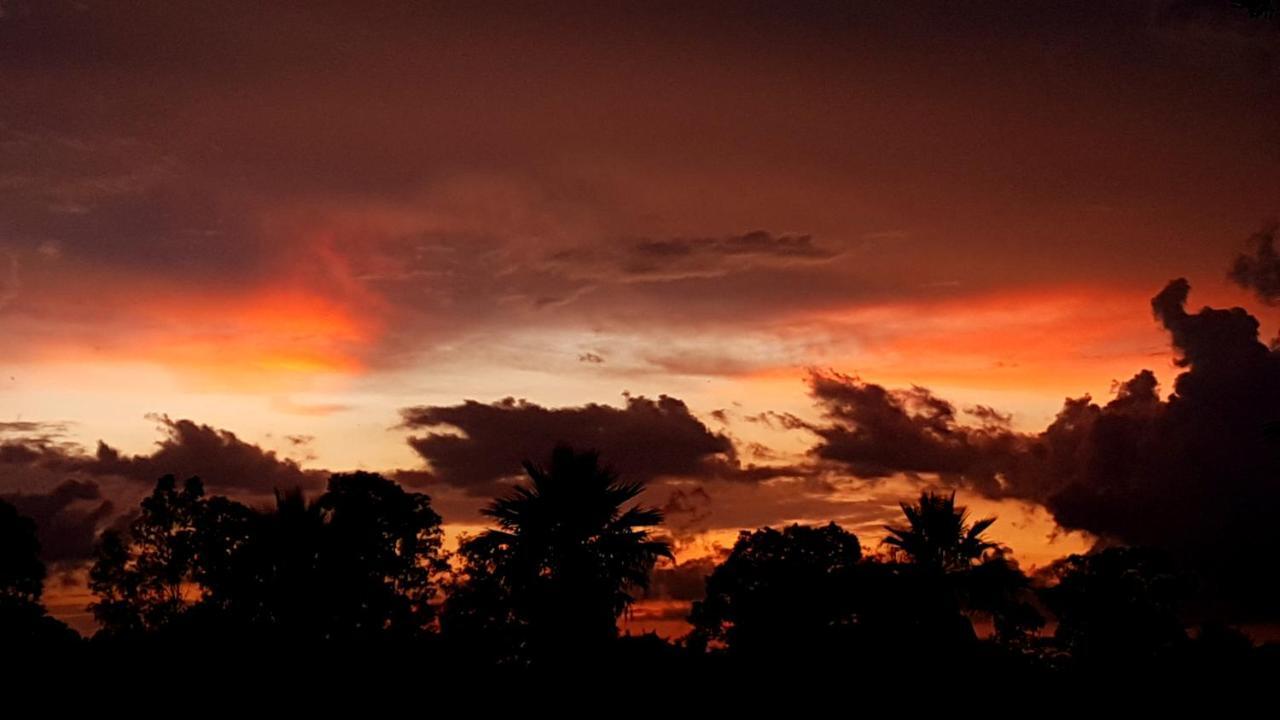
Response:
883,491,1041,648
1041,547,1189,666
199,487,326,635
689,523,864,657
689,520,1020,670
444,446,672,663
0,499,79,647
0,500,45,606
88,475,229,636
311,471,447,640
200,473,445,642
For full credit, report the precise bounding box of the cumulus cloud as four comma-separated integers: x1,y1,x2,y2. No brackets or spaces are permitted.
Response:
807,373,1023,484
85,416,323,493
400,394,800,494
0,417,320,494
1229,224,1280,304
808,279,1280,619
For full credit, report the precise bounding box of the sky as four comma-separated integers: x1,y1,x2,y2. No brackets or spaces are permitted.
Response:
2,1,1280,633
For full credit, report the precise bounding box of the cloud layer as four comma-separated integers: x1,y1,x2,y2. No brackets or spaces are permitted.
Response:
1,1,1276,385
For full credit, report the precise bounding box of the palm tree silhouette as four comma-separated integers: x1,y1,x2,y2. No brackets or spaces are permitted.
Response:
881,490,1043,647
461,445,673,658
882,490,997,572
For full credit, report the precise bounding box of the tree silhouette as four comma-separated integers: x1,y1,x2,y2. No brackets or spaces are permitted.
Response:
88,475,223,637
89,472,446,645
188,493,261,627
309,471,446,640
961,550,1043,647
1041,547,1189,667
12,453,1269,674
0,499,79,648
882,490,1040,648
199,487,327,637
689,523,864,658
883,491,997,572
689,520,1013,670
1,500,45,605
444,445,672,663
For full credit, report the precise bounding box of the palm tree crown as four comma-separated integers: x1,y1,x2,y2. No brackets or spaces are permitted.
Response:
468,445,673,645
882,491,998,573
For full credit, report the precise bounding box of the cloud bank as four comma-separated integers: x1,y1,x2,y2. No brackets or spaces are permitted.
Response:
401,394,798,494
0,416,325,566
807,278,1280,618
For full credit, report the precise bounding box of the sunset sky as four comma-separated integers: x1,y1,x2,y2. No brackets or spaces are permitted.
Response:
2,1,1279,633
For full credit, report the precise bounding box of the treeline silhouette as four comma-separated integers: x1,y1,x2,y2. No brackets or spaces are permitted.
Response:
2,445,1277,678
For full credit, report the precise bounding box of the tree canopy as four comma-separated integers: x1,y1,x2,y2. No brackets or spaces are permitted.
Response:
443,445,672,664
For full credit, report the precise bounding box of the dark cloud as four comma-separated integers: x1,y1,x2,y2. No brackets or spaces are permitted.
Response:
0,420,77,454
546,231,840,284
400,394,797,494
0,416,323,494
1228,224,1280,304
0,420,72,435
660,486,714,535
624,231,837,276
965,405,1013,428
809,279,1280,619
807,372,1023,485
85,417,323,493
0,479,112,567
744,411,812,431
647,556,719,604
0,434,89,474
